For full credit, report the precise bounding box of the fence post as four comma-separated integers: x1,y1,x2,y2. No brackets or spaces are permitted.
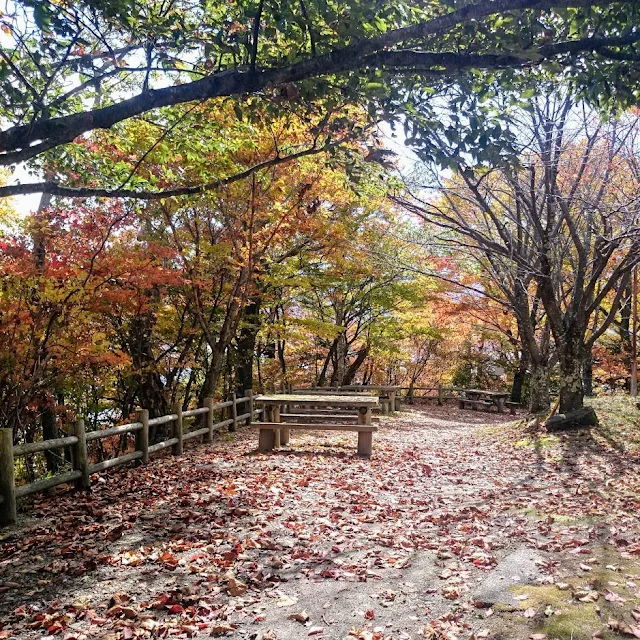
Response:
172,402,183,456
0,428,16,525
72,419,90,490
244,389,253,425
204,397,214,443
230,392,238,432
135,408,149,464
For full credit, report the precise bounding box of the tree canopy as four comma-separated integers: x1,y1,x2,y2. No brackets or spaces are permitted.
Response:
2,0,640,198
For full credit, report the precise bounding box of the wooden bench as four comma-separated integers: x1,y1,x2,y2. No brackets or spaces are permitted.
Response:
280,413,380,423
459,399,494,411
257,422,378,457
287,407,383,415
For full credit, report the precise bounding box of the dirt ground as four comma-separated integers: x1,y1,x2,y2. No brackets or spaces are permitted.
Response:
1,400,639,640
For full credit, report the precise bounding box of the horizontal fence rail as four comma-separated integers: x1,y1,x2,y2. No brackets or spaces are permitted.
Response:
0,389,256,526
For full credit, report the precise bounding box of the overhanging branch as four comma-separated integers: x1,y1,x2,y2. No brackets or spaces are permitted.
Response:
0,140,338,200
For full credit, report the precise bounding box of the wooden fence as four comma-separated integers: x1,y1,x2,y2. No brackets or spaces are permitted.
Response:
0,390,256,526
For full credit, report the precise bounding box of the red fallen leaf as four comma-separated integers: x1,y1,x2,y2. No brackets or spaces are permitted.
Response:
159,552,179,567
167,604,185,614
364,610,375,620
123,627,133,639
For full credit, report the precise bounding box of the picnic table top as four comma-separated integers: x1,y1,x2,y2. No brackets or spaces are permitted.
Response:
290,390,372,395
341,385,402,391
464,389,510,398
295,386,401,392
255,394,379,407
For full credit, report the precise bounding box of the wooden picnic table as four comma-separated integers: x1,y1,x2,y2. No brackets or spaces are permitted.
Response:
461,389,510,413
255,394,379,456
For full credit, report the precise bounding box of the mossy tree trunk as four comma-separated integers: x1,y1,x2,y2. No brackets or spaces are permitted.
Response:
529,364,551,414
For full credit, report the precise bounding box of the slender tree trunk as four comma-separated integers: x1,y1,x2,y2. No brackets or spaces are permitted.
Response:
197,270,251,405
277,339,286,377
235,300,261,394
330,331,347,386
510,351,528,404
199,343,226,404
316,339,337,387
128,313,170,425
42,407,60,473
583,349,594,397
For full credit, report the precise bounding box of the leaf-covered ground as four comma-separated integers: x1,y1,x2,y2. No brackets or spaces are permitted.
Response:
1,399,639,640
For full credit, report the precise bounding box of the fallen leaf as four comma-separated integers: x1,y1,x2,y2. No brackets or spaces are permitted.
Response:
211,623,236,635
227,577,248,597
288,611,310,623
276,595,298,607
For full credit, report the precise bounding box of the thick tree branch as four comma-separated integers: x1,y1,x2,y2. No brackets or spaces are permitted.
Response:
0,0,631,166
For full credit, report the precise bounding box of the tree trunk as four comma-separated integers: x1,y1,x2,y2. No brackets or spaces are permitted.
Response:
317,339,337,387
199,343,226,404
545,406,598,431
510,352,528,404
558,344,584,413
583,349,594,397
510,370,525,404
341,345,369,386
529,363,550,413
42,406,60,473
330,331,347,387
277,339,286,377
235,300,260,394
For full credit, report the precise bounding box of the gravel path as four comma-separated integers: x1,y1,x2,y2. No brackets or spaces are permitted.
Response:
1,404,638,640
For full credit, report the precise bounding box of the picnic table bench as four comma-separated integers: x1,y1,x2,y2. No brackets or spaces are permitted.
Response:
459,389,510,413
255,394,379,457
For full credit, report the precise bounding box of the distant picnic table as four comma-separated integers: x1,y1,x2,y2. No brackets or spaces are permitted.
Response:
255,393,379,456
459,389,510,413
